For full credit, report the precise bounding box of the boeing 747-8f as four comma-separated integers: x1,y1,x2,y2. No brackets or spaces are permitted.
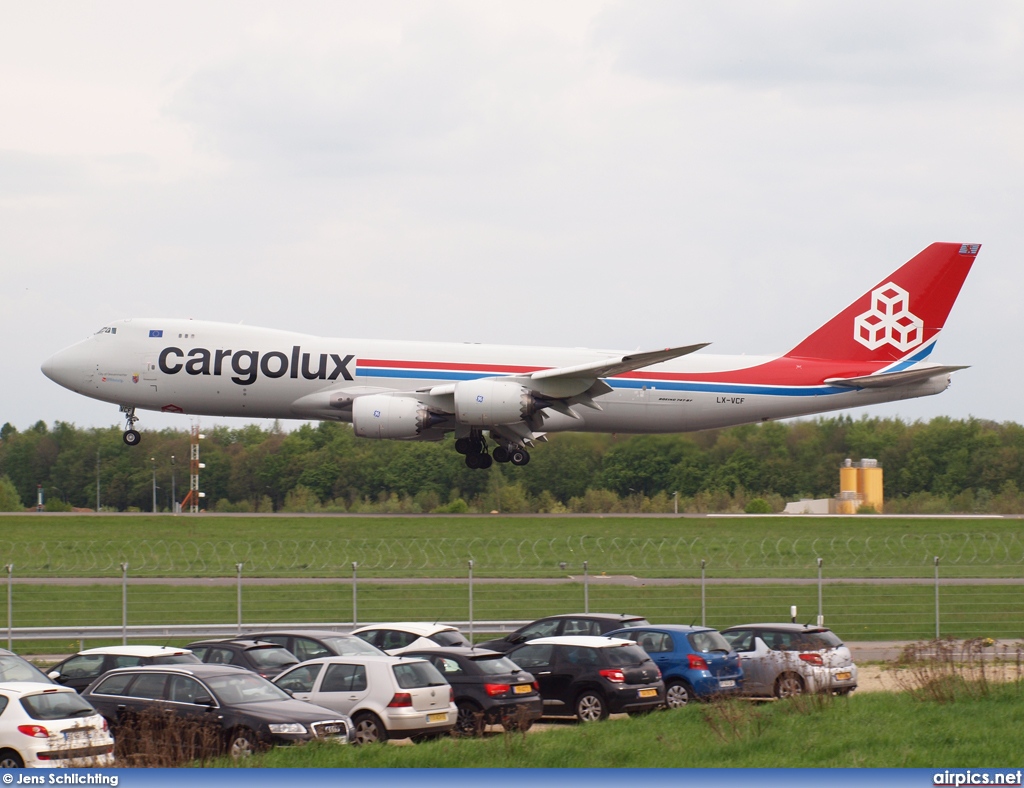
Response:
41,242,980,468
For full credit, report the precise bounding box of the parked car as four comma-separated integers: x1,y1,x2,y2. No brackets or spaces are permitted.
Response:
185,638,299,679
477,614,651,653
607,625,743,707
47,645,201,692
0,682,115,767
0,649,56,685
82,664,353,756
505,636,664,722
274,654,456,744
719,623,858,698
351,623,471,654
402,646,543,735
250,630,384,661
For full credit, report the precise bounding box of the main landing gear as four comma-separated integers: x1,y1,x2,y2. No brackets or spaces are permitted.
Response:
120,405,141,446
454,432,530,469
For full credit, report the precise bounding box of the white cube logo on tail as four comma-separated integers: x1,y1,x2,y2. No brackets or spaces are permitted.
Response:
853,283,924,352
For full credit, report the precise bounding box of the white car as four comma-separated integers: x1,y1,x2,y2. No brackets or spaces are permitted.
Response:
719,623,859,698
275,655,456,744
351,623,471,654
0,682,114,768
47,645,200,692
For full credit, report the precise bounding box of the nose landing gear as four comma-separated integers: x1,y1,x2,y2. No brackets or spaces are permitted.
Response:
120,405,141,446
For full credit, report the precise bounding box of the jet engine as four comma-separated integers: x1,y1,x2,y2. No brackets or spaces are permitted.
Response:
453,379,537,425
352,394,442,440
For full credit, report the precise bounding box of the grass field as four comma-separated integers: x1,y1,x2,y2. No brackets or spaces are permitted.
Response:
217,683,1024,768
1,513,1022,579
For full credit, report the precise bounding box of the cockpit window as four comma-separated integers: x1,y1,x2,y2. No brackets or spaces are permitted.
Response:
94,327,117,335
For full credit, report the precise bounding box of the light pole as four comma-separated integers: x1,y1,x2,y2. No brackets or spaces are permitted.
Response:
170,455,176,514
150,458,157,514
673,491,679,515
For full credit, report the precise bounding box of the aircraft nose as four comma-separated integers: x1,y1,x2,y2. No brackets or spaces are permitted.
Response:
41,344,88,391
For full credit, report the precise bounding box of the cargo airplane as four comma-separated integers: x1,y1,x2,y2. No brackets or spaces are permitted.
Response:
42,242,979,469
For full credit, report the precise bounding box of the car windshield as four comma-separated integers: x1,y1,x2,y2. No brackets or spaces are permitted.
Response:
393,661,448,688
603,644,650,667
431,631,470,647
246,646,298,668
470,655,524,675
323,637,381,656
206,673,291,704
791,630,844,650
152,654,201,665
0,656,52,683
21,691,97,720
688,631,732,653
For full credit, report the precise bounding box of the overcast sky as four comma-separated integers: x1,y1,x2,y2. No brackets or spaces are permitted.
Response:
3,1,1022,435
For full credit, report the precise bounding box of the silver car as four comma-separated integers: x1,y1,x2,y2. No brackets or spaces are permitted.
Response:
274,655,456,744
719,623,858,698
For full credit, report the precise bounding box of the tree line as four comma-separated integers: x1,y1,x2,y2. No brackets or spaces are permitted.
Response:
2,415,1024,514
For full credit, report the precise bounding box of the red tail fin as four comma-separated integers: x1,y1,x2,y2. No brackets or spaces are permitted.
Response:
787,243,980,362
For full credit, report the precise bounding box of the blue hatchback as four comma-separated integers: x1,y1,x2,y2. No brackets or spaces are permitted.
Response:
606,625,743,708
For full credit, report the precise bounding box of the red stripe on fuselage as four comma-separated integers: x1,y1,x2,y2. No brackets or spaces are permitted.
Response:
357,355,892,387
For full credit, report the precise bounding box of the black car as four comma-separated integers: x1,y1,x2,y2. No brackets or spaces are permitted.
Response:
47,646,201,692
81,663,353,756
185,638,299,679
402,647,543,735
506,635,664,722
251,630,384,662
478,614,651,653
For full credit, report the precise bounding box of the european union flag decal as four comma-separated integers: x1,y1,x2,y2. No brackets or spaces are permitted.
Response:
149,330,163,338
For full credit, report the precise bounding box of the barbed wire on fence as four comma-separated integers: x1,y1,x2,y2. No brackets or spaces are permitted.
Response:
1,532,1023,576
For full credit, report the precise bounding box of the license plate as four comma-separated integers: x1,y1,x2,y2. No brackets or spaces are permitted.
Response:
427,712,448,723
63,731,92,744
638,688,658,698
513,684,532,695
719,680,736,688
836,672,852,681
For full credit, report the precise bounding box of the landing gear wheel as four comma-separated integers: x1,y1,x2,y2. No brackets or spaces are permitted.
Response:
492,446,510,463
465,453,482,469
478,454,493,469
510,449,530,466
123,429,141,446
455,438,472,455
120,405,141,447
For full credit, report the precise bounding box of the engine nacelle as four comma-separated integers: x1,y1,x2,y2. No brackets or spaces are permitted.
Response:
352,394,439,440
454,379,536,426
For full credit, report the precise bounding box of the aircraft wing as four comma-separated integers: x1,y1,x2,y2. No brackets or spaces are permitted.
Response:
825,365,968,389
529,343,710,382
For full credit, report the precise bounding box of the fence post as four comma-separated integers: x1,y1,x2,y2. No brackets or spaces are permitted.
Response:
120,562,128,645
583,561,589,613
236,563,243,636
5,564,11,651
700,559,706,627
934,556,940,639
817,557,824,626
468,560,474,642
352,562,358,628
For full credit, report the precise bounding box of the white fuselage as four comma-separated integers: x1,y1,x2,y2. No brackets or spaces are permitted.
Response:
41,318,949,437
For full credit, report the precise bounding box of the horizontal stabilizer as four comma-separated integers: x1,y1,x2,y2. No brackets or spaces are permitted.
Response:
826,365,968,389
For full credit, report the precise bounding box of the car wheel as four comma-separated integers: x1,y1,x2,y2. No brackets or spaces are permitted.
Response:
665,680,694,708
574,691,608,723
501,707,534,732
456,701,485,736
774,673,805,699
227,727,260,759
0,749,24,768
352,712,387,744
